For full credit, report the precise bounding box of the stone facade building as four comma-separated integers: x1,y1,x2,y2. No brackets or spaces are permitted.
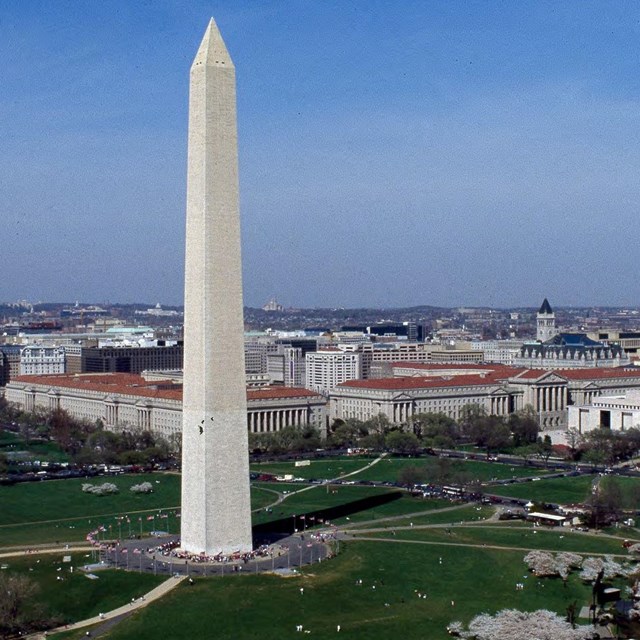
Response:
329,362,640,438
305,347,361,396
5,373,326,438
19,346,66,376
514,333,630,370
568,390,640,435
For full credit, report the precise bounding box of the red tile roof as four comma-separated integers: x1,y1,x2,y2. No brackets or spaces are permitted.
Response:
247,387,322,400
13,373,183,401
338,373,509,391
12,374,322,402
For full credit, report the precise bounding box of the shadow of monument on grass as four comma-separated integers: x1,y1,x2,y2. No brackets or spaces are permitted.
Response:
252,490,403,545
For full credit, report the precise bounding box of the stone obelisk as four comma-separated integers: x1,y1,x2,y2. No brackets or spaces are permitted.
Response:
180,19,253,555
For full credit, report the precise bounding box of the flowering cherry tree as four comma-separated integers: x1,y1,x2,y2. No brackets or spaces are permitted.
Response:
579,555,630,582
523,551,582,578
555,552,583,580
130,482,154,494
451,609,595,639
523,550,557,576
81,482,119,496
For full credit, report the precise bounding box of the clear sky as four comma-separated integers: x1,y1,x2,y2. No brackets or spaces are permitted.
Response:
1,1,639,309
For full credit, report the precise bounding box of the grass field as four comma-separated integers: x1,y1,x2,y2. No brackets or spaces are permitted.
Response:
360,524,639,555
251,455,550,484
345,504,494,529
0,474,182,526
3,463,637,639
250,482,455,528
489,474,640,507
1,552,164,626
61,540,599,640
0,431,70,462
0,475,276,547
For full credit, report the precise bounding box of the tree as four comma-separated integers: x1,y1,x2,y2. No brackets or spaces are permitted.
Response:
565,428,582,460
47,408,94,455
329,422,361,448
587,476,624,527
359,431,385,450
485,422,512,454
397,465,427,487
455,608,595,639
523,551,583,580
581,447,606,470
0,573,55,637
410,412,457,441
431,457,453,485
461,409,511,454
459,403,486,439
514,443,539,465
535,436,554,466
384,431,420,455
509,407,539,447
523,550,557,577
364,413,391,435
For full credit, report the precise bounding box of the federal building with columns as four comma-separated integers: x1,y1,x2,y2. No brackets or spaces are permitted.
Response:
4,373,326,439
329,363,640,435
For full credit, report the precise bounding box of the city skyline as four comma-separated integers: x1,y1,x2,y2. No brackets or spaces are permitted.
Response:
2,2,639,308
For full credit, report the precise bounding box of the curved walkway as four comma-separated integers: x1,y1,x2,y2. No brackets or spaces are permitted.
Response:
27,575,186,639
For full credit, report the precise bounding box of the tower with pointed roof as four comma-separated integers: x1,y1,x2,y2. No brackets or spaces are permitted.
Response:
180,19,253,555
536,298,556,343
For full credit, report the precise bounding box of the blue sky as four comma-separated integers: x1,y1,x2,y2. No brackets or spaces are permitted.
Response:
1,1,639,308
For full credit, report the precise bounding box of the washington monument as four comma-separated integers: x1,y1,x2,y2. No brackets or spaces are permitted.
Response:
180,19,253,554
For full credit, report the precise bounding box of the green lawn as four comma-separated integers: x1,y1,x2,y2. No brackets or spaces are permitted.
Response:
0,431,70,462
0,474,182,526
0,430,21,446
0,476,275,547
346,504,495,529
251,482,407,526
252,456,550,484
1,552,164,626
3,470,630,640
360,524,639,555
73,540,595,640
489,474,640,507
252,483,463,528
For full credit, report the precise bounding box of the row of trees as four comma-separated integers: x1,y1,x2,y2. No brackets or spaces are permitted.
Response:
6,393,640,467
328,405,545,458
0,399,177,467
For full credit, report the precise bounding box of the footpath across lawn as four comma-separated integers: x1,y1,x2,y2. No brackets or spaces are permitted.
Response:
75,540,594,640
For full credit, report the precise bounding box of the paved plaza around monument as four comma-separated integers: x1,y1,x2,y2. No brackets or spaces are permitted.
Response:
95,531,333,577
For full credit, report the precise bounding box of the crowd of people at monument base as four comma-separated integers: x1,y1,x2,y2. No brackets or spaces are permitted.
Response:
153,539,279,564
86,523,337,566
